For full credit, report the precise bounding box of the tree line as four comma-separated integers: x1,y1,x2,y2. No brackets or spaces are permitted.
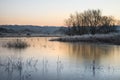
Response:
65,9,118,35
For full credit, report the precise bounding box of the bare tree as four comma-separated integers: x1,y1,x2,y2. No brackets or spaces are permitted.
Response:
65,9,117,35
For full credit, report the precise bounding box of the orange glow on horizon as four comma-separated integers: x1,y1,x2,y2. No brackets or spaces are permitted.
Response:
0,17,65,26
0,12,69,26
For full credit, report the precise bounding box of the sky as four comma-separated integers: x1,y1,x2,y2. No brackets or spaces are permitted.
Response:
0,0,120,26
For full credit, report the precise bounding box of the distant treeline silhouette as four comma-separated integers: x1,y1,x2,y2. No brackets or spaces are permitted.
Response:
65,9,119,35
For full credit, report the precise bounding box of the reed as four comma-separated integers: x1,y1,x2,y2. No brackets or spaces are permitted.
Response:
5,39,29,49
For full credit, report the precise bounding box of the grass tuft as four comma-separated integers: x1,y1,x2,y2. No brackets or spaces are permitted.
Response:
5,39,29,49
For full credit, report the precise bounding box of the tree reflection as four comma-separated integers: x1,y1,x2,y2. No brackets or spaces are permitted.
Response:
67,43,112,62
66,43,115,77
92,59,95,77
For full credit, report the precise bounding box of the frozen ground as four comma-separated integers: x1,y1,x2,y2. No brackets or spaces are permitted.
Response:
50,33,120,45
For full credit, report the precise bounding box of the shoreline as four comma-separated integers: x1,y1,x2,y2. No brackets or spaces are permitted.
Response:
50,33,120,45
0,34,64,38
0,33,120,45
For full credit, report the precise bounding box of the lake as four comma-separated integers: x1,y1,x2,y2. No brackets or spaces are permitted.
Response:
0,37,120,80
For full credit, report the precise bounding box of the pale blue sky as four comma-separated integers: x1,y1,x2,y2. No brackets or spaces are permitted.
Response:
0,0,120,26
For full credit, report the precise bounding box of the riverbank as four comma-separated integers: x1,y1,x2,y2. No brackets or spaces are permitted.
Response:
0,33,64,37
50,33,120,45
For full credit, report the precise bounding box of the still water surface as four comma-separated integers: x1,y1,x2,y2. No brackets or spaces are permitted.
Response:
0,37,120,80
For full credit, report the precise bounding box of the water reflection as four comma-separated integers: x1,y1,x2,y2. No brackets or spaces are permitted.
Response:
92,59,96,76
2,39,29,52
57,57,63,80
67,43,111,60
0,56,38,80
0,37,120,80
42,57,48,79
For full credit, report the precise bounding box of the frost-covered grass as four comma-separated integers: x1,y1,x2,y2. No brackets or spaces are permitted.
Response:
4,39,29,49
50,33,120,45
